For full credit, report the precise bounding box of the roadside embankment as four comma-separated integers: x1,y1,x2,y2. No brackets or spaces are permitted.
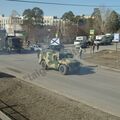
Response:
0,74,120,120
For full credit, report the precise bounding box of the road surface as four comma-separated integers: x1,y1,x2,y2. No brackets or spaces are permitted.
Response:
0,53,120,117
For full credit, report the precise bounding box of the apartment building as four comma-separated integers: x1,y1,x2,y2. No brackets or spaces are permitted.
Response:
0,14,93,36
43,16,65,26
0,15,23,36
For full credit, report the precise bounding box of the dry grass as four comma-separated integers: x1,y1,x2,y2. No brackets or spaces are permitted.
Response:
85,50,120,69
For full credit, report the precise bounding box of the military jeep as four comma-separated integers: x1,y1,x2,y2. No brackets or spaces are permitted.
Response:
38,49,80,75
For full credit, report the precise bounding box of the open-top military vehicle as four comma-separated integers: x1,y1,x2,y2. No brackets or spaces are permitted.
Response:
38,49,80,75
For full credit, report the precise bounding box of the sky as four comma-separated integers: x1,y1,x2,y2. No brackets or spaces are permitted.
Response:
0,0,120,17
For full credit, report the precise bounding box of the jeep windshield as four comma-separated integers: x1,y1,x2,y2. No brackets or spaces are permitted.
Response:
59,52,73,59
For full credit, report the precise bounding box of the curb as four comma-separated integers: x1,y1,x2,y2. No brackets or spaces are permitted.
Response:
0,111,11,120
80,60,98,67
98,65,120,72
81,59,120,73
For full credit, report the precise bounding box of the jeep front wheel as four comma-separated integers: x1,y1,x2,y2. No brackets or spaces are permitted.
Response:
59,65,68,75
41,60,47,70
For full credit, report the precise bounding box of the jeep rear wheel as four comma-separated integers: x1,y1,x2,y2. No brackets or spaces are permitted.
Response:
59,65,68,75
41,60,47,70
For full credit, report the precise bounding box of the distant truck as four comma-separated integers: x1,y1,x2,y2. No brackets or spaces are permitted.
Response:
74,36,87,49
95,35,105,40
6,36,23,53
94,35,105,45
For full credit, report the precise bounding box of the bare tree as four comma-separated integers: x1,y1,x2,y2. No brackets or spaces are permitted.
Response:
99,6,111,33
92,7,111,34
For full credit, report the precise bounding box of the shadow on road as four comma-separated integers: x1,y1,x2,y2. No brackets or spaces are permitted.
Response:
48,66,96,76
0,49,36,55
69,66,96,75
0,72,15,78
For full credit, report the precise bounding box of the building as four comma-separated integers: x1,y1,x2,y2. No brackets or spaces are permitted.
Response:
43,16,65,26
0,15,23,36
83,15,94,19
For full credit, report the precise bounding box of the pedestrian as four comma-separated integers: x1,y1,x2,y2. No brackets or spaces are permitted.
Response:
8,47,11,54
92,43,95,54
27,41,30,47
97,43,99,51
37,49,41,59
79,47,83,59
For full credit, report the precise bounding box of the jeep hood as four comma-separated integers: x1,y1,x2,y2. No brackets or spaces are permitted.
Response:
59,58,80,64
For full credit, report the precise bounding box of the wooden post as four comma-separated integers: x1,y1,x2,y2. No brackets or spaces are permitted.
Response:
116,42,118,52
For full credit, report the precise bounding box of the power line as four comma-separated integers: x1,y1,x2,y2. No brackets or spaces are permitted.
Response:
6,0,120,8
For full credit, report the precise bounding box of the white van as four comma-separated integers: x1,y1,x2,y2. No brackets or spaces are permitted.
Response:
74,36,87,48
94,35,105,45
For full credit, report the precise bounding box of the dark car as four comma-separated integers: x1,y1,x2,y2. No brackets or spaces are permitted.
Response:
80,41,87,48
99,35,113,45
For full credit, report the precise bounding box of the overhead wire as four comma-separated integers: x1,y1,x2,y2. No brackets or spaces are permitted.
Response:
6,0,120,8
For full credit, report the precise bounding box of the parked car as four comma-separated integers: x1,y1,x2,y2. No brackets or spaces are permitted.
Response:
30,44,42,51
80,41,88,48
75,41,88,49
94,35,113,45
48,44,64,51
94,39,101,45
100,35,113,45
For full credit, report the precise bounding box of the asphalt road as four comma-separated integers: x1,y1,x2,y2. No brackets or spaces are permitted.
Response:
0,52,120,117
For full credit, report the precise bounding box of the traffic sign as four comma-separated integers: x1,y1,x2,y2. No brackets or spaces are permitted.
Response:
90,29,95,35
112,33,120,42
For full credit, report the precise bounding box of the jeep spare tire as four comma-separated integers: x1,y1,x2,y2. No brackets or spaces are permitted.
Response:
59,65,68,75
